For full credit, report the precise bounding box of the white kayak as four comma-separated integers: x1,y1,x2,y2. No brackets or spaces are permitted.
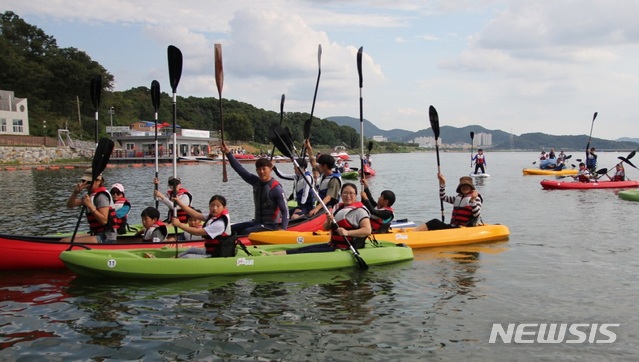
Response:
470,173,490,178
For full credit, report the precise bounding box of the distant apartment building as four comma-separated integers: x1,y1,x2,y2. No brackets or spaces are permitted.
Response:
472,132,492,148
0,90,29,136
413,136,439,148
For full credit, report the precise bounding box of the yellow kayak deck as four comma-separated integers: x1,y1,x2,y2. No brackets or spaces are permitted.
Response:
249,224,510,249
522,168,577,175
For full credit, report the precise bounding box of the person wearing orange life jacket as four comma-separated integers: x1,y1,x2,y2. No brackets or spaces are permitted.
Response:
270,183,371,255
110,183,131,235
360,178,395,233
63,168,116,244
414,174,483,231
139,207,168,242
154,176,193,223
172,195,236,258
221,141,288,235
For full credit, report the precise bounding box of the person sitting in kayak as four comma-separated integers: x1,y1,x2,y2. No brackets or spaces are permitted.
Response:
139,207,167,242
554,157,566,171
63,168,116,244
222,141,288,235
172,195,237,258
154,176,193,224
360,178,395,233
110,183,133,235
471,148,487,175
572,162,592,182
270,183,371,255
414,175,482,231
308,154,342,217
273,158,314,220
343,162,351,172
607,163,626,182
175,210,204,241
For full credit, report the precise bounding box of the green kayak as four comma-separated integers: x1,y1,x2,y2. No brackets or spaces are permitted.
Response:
618,189,639,202
59,241,414,279
341,171,359,180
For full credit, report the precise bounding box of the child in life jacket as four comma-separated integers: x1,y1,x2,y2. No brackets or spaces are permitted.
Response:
138,207,168,242
360,178,395,233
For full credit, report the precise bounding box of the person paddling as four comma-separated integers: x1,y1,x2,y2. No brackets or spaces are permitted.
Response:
572,162,592,182
414,175,482,231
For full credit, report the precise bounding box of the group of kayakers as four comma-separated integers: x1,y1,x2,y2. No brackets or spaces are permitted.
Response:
65,139,485,259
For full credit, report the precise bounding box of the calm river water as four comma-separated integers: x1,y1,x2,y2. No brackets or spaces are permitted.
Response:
1,151,638,361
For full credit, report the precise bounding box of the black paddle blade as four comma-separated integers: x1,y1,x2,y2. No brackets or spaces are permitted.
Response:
470,131,474,140
429,105,440,139
90,75,102,111
303,118,312,139
367,140,373,153
279,94,285,119
354,253,369,270
92,138,114,180
565,154,572,160
619,156,639,170
596,168,608,175
593,112,598,121
167,45,183,93
626,150,636,160
357,46,363,88
151,80,161,111
268,125,294,158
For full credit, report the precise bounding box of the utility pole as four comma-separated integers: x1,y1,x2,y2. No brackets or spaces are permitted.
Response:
109,106,115,138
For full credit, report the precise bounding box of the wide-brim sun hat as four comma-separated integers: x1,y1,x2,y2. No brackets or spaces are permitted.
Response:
456,176,475,193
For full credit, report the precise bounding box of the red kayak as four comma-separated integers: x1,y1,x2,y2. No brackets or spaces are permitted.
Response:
540,179,639,190
0,213,327,271
362,163,376,177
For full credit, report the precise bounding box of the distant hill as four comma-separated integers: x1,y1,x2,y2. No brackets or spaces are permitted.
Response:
326,116,639,151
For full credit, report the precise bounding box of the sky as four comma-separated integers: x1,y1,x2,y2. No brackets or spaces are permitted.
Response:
5,0,639,140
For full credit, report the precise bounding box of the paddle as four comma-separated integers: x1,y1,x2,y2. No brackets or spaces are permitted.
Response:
357,46,365,180
618,148,639,171
300,44,322,161
68,138,115,245
269,94,285,162
150,80,161,209
269,125,368,270
470,131,474,168
585,112,598,160
168,45,183,256
89,75,102,145
429,105,445,222
214,43,228,182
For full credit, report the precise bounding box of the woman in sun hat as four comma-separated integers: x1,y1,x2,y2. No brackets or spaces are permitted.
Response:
62,167,117,243
414,174,483,231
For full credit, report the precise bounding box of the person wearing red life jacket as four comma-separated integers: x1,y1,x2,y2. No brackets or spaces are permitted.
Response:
472,149,487,175
110,183,132,235
270,183,371,255
172,195,236,258
572,162,592,183
414,174,483,231
360,178,395,233
63,168,116,243
139,207,167,242
153,176,193,223
607,163,626,182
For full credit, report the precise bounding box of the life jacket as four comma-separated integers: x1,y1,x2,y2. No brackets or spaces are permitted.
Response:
450,194,480,227
475,154,485,165
612,171,625,181
294,172,314,210
253,178,282,224
86,186,115,234
316,172,342,207
166,187,193,223
111,197,131,234
577,169,591,182
329,202,370,249
203,210,233,255
586,153,597,169
142,220,168,242
370,206,394,233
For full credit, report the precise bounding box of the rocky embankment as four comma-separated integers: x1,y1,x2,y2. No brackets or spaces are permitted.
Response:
0,146,92,166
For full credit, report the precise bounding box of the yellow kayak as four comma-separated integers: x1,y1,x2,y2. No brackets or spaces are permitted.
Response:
522,168,577,175
248,224,510,249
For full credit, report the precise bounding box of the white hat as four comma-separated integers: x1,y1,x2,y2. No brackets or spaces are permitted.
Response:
110,183,124,194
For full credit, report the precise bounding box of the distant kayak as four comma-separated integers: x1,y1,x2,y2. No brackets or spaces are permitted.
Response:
523,168,577,176
540,179,639,190
618,190,639,201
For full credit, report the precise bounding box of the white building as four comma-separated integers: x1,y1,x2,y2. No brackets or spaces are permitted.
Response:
0,90,29,136
414,136,439,148
372,135,387,142
472,132,492,148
